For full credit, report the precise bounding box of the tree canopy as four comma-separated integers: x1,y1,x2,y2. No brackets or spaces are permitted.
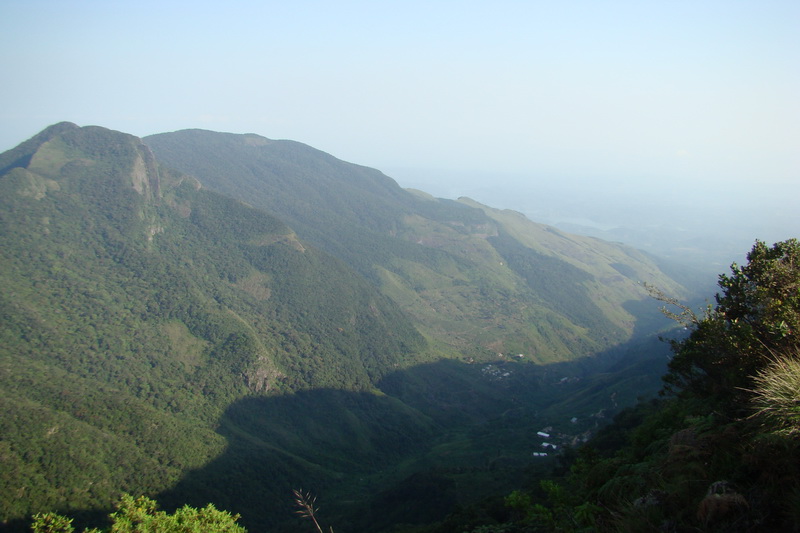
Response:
31,494,245,533
664,238,800,407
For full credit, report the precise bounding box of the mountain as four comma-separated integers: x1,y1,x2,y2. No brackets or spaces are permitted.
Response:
146,129,688,362
0,123,433,529
1,123,694,532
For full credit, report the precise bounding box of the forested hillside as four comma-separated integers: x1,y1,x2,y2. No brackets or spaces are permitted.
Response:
27,241,800,533
0,123,432,530
430,239,800,532
1,123,696,532
146,129,688,362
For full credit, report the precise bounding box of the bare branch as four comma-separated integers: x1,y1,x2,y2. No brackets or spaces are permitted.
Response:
643,282,702,328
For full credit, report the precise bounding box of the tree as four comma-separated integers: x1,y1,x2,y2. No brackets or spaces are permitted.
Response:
663,239,800,407
31,494,246,533
717,239,800,347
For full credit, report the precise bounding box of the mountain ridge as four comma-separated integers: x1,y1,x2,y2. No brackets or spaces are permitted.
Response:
1,123,694,531
146,128,688,363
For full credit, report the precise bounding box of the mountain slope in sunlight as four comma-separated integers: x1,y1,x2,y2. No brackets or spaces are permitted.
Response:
0,123,430,528
1,123,694,532
146,129,689,363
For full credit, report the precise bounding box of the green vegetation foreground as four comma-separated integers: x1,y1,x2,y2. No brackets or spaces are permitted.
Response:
31,494,245,533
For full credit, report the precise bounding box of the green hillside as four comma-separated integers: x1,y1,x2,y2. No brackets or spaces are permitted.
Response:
435,239,800,533
146,129,688,362
0,123,433,530
1,123,694,532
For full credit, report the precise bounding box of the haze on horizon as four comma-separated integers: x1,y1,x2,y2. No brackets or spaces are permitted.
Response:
2,1,798,276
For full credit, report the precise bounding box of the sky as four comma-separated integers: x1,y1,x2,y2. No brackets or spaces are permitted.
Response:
1,1,799,270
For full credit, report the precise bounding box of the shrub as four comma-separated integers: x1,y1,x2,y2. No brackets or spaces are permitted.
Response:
31,494,246,533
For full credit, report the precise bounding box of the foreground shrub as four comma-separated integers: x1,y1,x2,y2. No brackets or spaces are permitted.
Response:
31,494,246,533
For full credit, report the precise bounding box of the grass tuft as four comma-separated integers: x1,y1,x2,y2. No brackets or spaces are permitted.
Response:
750,351,800,436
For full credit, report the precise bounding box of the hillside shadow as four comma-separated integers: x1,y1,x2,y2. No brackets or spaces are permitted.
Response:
1,333,675,533
155,386,443,532
151,331,674,532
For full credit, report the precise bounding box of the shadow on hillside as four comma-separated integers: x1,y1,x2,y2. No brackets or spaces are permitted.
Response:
151,332,674,533
156,386,442,532
1,334,675,533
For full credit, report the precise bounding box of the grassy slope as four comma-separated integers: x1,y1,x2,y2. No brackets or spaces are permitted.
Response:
460,198,687,335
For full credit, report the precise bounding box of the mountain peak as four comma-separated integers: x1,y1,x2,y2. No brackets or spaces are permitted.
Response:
0,121,80,175
7,123,162,202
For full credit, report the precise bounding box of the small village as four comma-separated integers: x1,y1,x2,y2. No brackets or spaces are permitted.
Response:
476,359,617,461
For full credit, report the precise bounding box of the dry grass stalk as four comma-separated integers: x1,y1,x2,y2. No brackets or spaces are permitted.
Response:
293,489,334,533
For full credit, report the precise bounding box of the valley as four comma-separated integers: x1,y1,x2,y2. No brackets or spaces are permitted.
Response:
1,123,694,532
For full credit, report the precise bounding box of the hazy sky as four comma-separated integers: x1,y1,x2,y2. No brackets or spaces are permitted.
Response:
1,1,798,241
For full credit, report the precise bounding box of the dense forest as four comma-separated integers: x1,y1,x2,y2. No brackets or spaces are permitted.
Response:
418,239,800,532
0,123,429,530
27,239,800,531
1,123,738,532
145,128,694,362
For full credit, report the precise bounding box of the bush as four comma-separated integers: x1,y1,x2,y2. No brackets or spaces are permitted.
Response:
31,494,246,533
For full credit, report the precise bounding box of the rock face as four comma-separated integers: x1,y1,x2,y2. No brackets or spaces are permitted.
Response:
132,143,161,200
